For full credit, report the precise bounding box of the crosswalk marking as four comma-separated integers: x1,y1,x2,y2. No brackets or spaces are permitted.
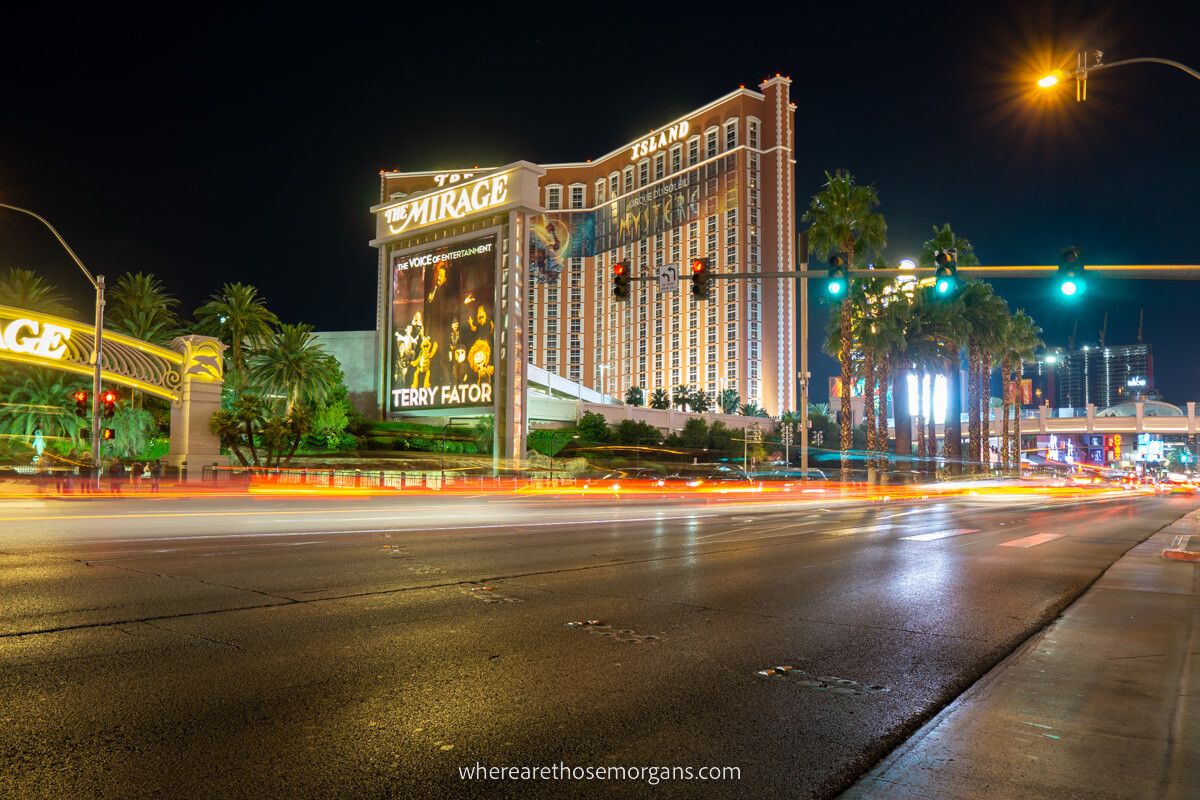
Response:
999,533,1064,548
900,528,981,542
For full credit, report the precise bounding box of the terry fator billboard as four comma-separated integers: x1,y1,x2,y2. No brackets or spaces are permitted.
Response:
389,234,497,411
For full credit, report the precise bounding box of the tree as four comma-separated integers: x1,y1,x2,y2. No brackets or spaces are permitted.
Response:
624,386,645,407
803,169,887,481
739,403,769,418
107,271,180,346
108,405,156,459
0,368,87,452
717,388,740,415
689,389,712,413
681,418,709,449
613,419,660,446
0,268,73,316
576,411,610,443
194,283,280,373
649,388,670,410
1000,311,1042,473
672,384,692,411
472,416,494,455
958,282,1007,473
918,223,980,271
210,393,311,467
247,323,341,413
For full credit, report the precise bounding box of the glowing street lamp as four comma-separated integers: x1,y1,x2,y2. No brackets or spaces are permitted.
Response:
1036,73,1059,88
1037,51,1199,101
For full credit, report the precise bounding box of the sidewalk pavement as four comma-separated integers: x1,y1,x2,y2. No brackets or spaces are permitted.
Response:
843,509,1200,800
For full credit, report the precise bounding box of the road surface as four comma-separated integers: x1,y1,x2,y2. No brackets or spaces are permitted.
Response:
0,489,1193,798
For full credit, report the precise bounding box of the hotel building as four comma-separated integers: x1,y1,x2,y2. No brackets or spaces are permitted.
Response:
369,78,797,462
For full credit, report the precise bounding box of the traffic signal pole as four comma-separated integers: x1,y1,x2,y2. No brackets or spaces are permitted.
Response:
91,275,105,486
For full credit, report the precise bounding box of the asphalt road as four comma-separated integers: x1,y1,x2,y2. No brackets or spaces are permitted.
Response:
0,490,1194,799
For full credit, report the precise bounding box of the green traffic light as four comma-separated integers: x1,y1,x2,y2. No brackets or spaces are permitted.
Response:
936,278,952,294
827,280,845,295
1060,280,1078,296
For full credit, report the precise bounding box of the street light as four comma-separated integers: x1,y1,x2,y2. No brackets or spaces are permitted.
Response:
0,203,105,483
1036,50,1200,100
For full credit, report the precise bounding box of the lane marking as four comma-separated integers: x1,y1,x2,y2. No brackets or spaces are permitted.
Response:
900,528,981,542
999,533,1064,548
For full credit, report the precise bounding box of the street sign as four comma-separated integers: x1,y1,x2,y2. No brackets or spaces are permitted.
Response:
746,425,764,443
781,424,793,445
657,263,679,293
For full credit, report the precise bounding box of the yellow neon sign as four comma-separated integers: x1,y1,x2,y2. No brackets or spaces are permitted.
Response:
0,317,71,360
381,172,512,236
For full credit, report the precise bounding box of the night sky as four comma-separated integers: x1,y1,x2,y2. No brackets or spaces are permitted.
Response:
3,3,1198,401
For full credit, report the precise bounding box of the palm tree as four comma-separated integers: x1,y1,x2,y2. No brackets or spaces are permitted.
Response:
107,271,180,346
247,323,341,413
0,368,87,450
672,384,692,411
624,386,645,407
717,388,740,414
958,282,1008,473
1002,311,1042,473
689,389,712,413
649,388,671,410
0,268,73,316
803,169,887,480
194,283,279,374
739,402,769,418
919,225,980,475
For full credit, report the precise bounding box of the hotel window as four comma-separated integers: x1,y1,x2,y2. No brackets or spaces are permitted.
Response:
726,245,737,265
653,152,665,180
570,184,585,209
546,319,558,333
670,144,682,173
725,119,738,150
688,136,700,165
748,118,760,149
726,322,737,340
688,368,698,384
595,179,606,204
638,159,649,187
623,166,634,193
705,127,718,156
671,369,680,385
546,185,562,210
671,353,680,369
610,172,620,198
569,288,582,303
546,335,558,350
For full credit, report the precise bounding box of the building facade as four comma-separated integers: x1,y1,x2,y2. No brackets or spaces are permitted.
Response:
374,78,797,425
1032,344,1155,410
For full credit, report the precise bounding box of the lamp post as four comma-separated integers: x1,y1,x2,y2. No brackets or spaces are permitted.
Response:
0,203,105,484
1038,51,1200,100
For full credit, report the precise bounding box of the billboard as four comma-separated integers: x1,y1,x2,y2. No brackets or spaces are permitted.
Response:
389,234,497,411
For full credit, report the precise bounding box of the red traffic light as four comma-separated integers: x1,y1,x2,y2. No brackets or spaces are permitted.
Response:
691,258,707,274
613,263,626,276
101,428,115,441
73,390,88,403
102,391,117,404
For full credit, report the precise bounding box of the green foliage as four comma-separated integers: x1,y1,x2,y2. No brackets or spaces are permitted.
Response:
210,392,311,467
681,418,709,449
108,405,157,459
528,429,575,457
107,272,180,345
672,384,692,411
739,402,769,417
707,421,736,455
0,268,73,317
718,388,740,414
918,224,981,268
0,368,88,451
576,411,610,443
624,386,645,407
194,282,280,372
649,388,671,410
689,389,712,413
612,419,661,446
247,323,341,412
473,416,494,455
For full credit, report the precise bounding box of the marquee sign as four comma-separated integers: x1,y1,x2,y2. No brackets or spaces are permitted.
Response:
0,317,72,360
380,172,512,237
629,120,690,161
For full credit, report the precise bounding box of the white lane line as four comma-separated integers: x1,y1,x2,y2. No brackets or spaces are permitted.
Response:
999,533,1064,548
874,508,927,521
86,514,724,544
900,528,981,542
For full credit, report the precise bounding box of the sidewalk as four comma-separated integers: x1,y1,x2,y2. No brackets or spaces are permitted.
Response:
843,510,1200,800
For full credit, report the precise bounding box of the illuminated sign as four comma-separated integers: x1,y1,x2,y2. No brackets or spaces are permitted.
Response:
629,120,690,161
389,235,497,411
1127,376,1146,387
381,173,511,236
432,172,475,187
0,318,71,360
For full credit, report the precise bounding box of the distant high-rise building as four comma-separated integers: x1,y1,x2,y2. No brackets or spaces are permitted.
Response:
1033,344,1154,409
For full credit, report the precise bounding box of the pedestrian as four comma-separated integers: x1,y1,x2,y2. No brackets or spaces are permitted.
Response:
108,458,124,494
150,459,162,493
131,461,143,492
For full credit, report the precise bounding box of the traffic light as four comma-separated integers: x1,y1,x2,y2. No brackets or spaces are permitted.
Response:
933,248,958,296
690,257,711,300
1058,247,1085,296
101,428,115,441
826,254,849,297
612,261,631,301
73,390,88,417
101,390,117,419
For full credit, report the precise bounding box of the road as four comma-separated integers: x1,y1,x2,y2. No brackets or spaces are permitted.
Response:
0,489,1194,799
